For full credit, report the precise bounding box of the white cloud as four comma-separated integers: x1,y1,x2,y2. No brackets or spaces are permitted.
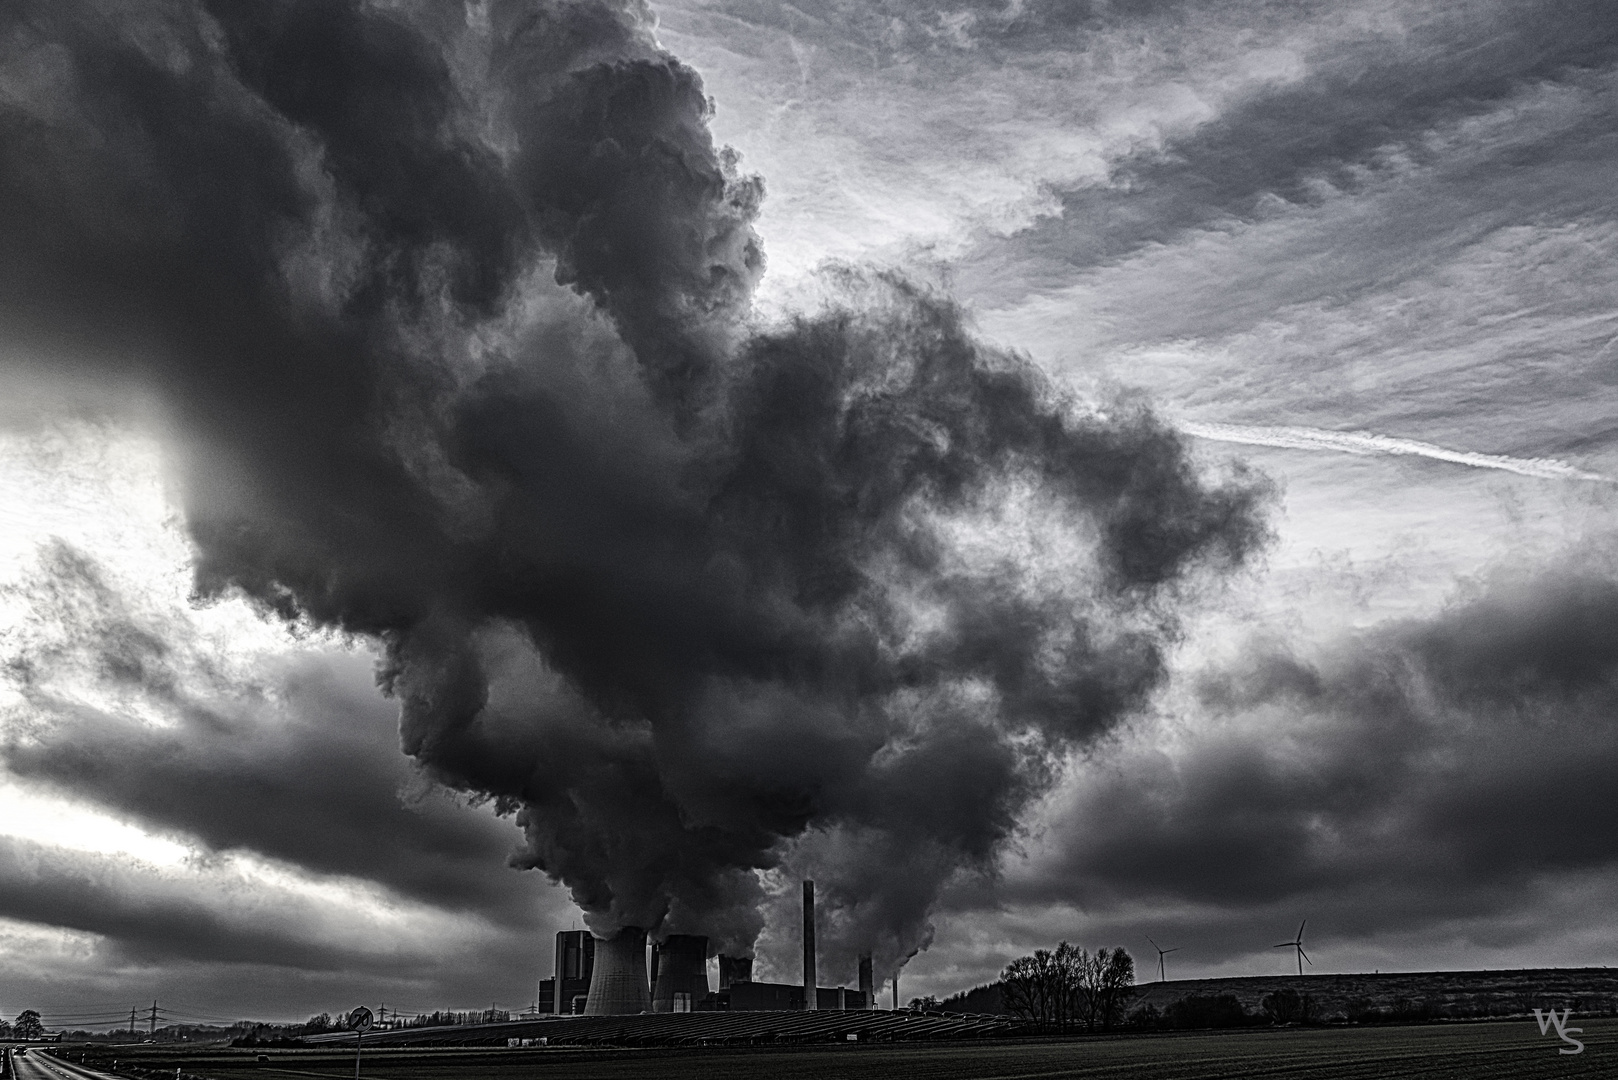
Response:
0,778,192,866
653,0,1380,306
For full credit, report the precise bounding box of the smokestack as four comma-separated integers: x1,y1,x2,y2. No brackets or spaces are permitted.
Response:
583,926,650,1015
892,974,899,1011
802,880,817,1011
718,955,752,989
858,954,873,1009
650,934,709,1013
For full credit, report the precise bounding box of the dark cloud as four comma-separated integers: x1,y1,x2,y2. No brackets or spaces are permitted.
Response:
0,834,400,972
0,824,551,1021
1,541,536,925
0,0,1268,982
1013,563,1618,959
0,540,569,1016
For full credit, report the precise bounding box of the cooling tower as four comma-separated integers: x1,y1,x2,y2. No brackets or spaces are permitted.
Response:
718,954,753,989
583,926,650,1015
858,953,873,1009
651,934,710,1012
802,880,817,1011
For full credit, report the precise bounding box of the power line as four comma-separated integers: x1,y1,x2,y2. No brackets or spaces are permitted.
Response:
26,1001,152,1013
159,1000,263,1022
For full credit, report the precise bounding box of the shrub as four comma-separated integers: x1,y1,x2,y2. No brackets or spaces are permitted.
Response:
1164,993,1252,1029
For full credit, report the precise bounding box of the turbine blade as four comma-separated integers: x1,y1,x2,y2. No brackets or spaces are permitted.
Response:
1297,920,1306,940
1300,948,1312,965
1165,948,1182,954
1273,943,1293,948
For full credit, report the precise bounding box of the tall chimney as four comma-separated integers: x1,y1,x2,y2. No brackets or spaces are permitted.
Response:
583,926,650,1015
892,973,899,1011
802,880,817,1011
650,934,710,1013
857,953,873,1009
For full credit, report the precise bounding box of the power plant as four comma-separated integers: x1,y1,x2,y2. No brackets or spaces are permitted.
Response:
542,881,873,1014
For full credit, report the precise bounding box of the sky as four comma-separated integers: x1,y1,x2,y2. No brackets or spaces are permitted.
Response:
2,0,1617,1025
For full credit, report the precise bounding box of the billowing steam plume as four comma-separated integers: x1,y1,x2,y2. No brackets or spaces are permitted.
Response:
0,1,1270,979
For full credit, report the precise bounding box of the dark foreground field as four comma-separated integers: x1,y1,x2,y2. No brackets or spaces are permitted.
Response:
71,1017,1614,1079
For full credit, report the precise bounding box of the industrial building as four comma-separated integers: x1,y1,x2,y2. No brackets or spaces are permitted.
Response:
726,983,869,1010
536,929,594,1014
545,879,877,1015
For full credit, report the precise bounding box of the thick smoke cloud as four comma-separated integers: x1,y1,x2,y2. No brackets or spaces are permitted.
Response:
0,0,1268,975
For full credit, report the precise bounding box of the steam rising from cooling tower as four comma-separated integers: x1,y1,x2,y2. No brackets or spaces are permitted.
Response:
0,0,1272,978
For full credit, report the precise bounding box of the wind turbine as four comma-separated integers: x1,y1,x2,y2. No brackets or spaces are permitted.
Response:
1273,920,1311,976
1147,937,1181,983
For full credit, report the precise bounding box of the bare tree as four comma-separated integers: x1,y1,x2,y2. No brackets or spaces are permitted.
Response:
1262,988,1303,1024
1002,948,1059,1026
1076,948,1137,1031
1002,942,1134,1030
1049,942,1085,1027
1002,943,1082,1027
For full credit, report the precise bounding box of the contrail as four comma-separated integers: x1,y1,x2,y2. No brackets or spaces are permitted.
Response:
1181,422,1614,484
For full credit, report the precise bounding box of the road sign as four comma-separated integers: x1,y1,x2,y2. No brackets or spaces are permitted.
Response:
347,1007,373,1033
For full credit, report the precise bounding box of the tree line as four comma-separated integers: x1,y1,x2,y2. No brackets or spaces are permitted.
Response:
998,942,1136,1031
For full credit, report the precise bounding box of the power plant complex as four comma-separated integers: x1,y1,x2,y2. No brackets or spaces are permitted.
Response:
300,879,1024,1049
537,881,877,1015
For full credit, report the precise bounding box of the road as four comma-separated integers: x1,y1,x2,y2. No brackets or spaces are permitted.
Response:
8,1050,125,1080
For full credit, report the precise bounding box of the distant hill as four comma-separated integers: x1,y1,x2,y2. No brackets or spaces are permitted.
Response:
940,967,1618,1023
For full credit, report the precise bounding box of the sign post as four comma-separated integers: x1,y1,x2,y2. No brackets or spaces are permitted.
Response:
346,1008,373,1080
